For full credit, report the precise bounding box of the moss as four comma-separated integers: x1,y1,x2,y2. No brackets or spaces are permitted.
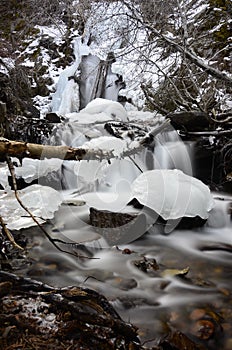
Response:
209,0,232,11
14,19,26,32
214,23,231,43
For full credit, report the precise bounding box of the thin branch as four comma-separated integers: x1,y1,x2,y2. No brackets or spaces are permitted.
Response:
0,215,24,250
5,156,94,259
210,112,232,124
180,129,232,137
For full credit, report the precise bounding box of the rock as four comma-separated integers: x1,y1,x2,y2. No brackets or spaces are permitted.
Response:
89,207,147,245
0,271,140,350
131,169,214,221
45,112,62,123
170,111,209,131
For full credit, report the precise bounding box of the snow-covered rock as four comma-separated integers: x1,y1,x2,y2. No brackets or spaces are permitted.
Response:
82,135,130,156
79,98,128,122
0,185,62,230
130,169,214,220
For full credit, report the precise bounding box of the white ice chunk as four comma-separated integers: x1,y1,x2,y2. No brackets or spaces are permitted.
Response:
57,79,80,115
0,185,62,230
15,158,63,183
61,137,140,192
130,169,214,220
66,111,112,124
0,163,9,189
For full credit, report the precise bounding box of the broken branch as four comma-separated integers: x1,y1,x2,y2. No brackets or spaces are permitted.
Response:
0,215,24,250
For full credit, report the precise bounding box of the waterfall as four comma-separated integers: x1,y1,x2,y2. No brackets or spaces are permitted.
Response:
153,129,194,176
50,36,196,191
51,39,125,115
51,37,90,114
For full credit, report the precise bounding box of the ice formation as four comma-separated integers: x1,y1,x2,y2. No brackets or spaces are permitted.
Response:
130,169,214,220
79,98,128,121
51,37,90,114
0,185,62,230
15,158,63,183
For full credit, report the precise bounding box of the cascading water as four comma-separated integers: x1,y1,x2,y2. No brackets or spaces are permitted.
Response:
153,129,194,176
20,39,232,349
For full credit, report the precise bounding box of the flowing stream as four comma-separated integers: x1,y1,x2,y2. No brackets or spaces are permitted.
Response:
23,124,232,349
25,190,232,349
19,38,232,349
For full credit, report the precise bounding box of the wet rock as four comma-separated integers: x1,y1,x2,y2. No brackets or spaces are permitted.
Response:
170,111,209,131
104,121,147,141
191,319,215,340
45,112,62,123
89,207,146,245
133,256,159,274
90,207,138,229
159,330,206,350
176,216,207,230
110,277,137,291
0,271,140,350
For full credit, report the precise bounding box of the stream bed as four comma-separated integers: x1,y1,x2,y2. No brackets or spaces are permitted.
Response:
20,192,232,350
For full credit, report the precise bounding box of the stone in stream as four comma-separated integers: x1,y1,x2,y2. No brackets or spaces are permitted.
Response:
89,207,147,245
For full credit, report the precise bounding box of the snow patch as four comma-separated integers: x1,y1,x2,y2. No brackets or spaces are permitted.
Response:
80,98,128,121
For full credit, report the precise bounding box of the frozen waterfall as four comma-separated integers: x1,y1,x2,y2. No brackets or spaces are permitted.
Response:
51,37,90,114
51,38,125,115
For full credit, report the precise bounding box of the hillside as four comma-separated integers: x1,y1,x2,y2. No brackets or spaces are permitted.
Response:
0,0,231,184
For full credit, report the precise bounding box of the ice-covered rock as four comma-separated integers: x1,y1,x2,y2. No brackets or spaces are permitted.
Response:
79,98,128,122
130,169,214,220
82,135,130,156
15,158,63,183
0,185,62,230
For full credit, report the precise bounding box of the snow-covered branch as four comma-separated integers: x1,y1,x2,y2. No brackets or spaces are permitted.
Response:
124,0,232,86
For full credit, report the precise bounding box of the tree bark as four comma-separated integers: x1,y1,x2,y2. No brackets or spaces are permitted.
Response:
0,139,88,160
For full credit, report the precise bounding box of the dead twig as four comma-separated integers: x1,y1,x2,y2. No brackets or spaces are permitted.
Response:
0,215,24,250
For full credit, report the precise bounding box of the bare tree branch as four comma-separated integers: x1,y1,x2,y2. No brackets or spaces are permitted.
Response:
5,155,94,259
0,215,24,250
122,0,232,86
149,29,232,85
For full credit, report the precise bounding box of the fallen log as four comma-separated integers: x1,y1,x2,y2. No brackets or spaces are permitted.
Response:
0,119,171,161
0,139,89,160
